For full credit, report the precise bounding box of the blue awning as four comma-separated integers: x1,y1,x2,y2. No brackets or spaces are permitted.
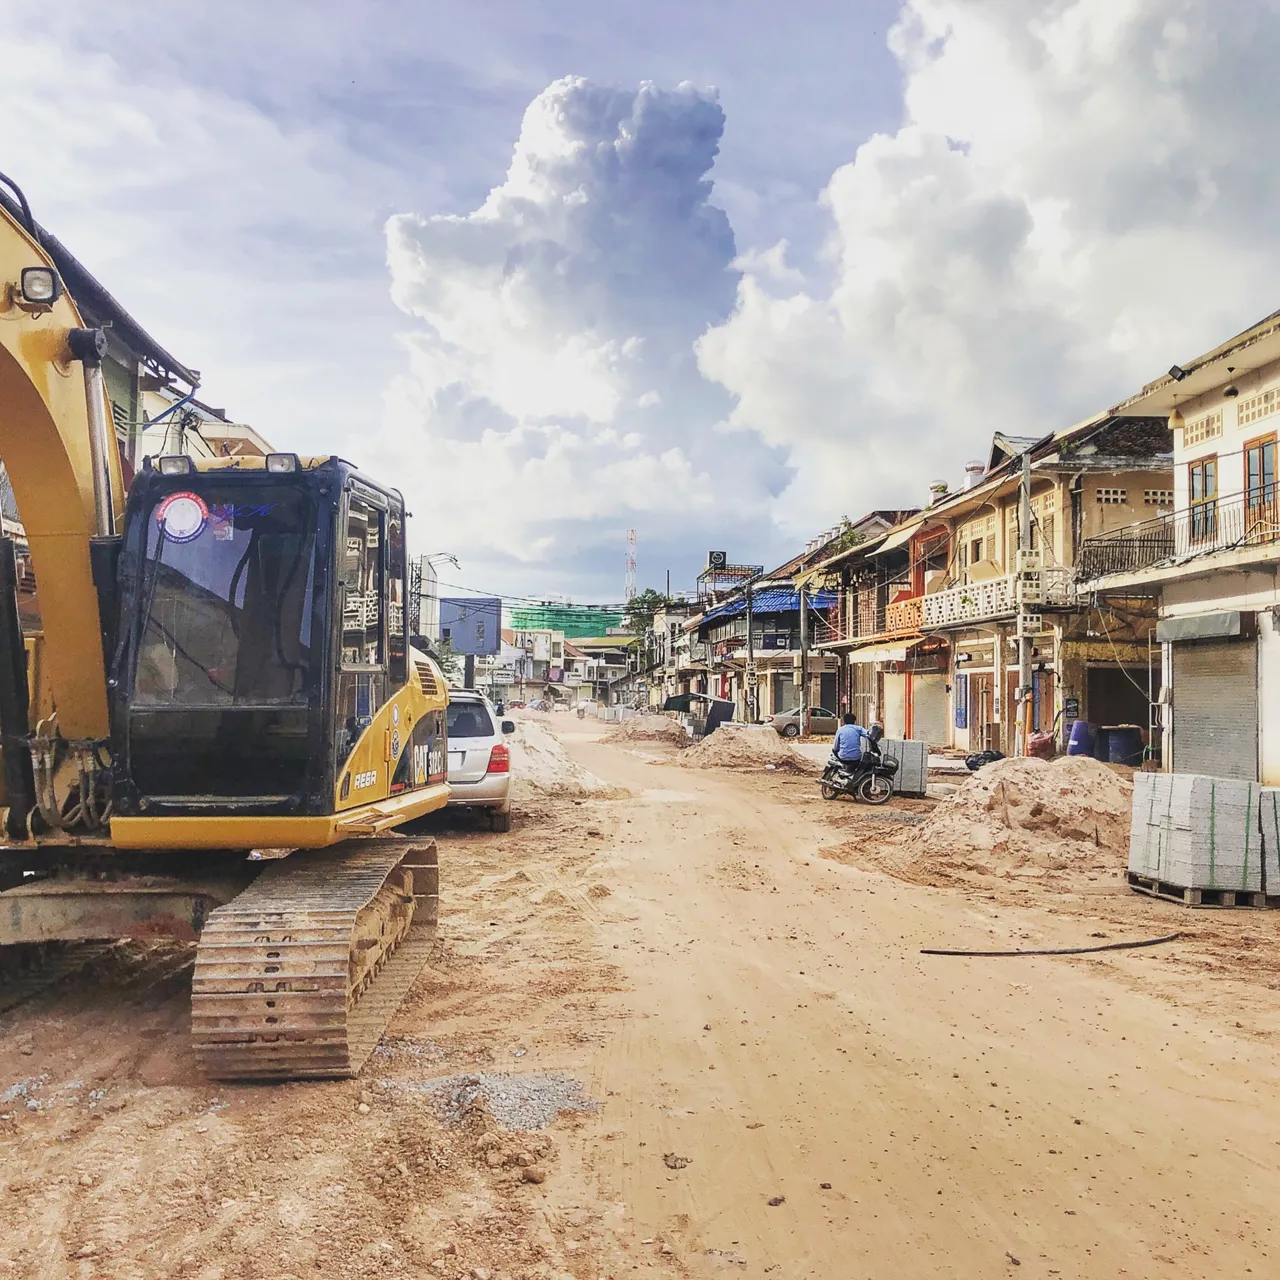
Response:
700,587,837,625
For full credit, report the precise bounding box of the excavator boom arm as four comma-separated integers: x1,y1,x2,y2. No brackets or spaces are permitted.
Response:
0,201,126,738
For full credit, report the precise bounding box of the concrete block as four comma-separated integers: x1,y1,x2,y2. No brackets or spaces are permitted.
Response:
1129,771,1262,892
880,738,927,797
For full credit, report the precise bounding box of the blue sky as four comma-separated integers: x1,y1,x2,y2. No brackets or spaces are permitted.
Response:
7,0,1280,602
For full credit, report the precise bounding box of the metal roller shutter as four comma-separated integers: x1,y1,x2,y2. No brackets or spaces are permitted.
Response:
910,673,948,746
1172,640,1257,780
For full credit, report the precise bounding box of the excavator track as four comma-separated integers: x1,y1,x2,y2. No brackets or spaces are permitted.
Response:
190,839,438,1080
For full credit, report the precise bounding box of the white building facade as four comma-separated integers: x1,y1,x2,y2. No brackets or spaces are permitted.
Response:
1080,310,1280,783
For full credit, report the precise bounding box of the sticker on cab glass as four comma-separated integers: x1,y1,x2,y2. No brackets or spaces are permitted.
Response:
156,491,209,543
210,503,236,542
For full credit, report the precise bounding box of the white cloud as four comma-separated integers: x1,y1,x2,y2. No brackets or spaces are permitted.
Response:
0,5,408,448
699,0,1280,527
373,76,792,589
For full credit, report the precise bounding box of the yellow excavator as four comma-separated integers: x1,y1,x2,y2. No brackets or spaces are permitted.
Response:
0,175,451,1079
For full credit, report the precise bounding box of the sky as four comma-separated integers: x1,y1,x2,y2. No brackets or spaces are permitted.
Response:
6,0,1280,603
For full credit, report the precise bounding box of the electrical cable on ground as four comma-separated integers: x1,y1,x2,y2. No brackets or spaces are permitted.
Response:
920,931,1181,958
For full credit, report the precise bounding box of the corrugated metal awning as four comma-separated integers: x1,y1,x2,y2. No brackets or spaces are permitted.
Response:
872,519,924,557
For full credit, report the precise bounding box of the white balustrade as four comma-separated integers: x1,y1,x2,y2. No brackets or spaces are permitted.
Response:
921,569,1071,628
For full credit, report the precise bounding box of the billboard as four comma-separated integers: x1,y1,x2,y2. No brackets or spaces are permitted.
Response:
439,597,502,656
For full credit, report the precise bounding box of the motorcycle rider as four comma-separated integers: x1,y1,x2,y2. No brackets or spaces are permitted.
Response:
833,712,871,764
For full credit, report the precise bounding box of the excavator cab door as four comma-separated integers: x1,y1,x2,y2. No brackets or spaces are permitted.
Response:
332,481,409,792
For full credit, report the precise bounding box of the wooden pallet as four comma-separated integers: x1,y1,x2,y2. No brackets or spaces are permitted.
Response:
1127,871,1280,909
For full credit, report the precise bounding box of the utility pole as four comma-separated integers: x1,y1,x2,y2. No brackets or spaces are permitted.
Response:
798,578,810,736
745,579,757,723
1017,450,1034,756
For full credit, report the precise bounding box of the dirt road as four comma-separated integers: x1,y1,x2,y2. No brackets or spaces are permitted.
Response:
3,717,1279,1279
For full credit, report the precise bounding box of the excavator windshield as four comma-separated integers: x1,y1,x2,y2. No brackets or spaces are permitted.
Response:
117,477,326,805
133,485,317,707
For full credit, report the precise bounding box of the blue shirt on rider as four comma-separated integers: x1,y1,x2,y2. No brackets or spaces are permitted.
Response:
834,722,870,761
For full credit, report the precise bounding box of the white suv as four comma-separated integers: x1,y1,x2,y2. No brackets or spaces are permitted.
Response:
446,690,514,831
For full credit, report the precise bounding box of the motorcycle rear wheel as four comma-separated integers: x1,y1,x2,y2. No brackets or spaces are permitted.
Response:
856,773,894,805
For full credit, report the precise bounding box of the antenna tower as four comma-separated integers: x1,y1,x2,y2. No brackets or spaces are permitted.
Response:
624,528,637,601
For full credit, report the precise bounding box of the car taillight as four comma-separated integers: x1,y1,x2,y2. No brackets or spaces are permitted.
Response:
487,743,510,774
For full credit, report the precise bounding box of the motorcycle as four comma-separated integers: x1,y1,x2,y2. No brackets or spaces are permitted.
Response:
820,727,899,805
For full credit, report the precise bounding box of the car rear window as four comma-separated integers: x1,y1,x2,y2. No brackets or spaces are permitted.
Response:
447,702,494,738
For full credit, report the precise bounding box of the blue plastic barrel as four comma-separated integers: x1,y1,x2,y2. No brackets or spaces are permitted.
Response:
1106,726,1144,767
1066,719,1094,757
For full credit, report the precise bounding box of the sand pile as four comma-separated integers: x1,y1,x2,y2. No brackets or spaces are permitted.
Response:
864,755,1133,888
509,719,622,798
603,715,689,747
676,722,812,772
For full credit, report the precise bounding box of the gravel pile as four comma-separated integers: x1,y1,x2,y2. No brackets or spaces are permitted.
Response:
393,1072,599,1131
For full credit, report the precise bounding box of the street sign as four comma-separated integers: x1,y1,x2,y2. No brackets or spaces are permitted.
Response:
492,670,516,684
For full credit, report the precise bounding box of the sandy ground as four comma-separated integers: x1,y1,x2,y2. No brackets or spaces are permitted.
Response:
3,714,1280,1279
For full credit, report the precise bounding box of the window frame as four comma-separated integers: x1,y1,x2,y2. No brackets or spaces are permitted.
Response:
339,490,388,672
1188,455,1218,542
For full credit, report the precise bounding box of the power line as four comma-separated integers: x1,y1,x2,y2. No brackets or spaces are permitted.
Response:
432,579,639,611
432,577,704,612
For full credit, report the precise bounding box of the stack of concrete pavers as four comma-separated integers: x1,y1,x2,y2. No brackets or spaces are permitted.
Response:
1129,771,1262,893
880,738,927,798
1261,787,1280,892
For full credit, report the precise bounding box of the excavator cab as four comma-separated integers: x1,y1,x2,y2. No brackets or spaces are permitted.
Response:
107,455,441,833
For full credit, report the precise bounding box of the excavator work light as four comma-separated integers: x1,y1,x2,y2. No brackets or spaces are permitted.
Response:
266,452,299,474
20,266,61,305
158,455,194,477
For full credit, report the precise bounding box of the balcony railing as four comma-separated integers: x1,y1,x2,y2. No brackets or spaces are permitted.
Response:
811,595,922,646
921,568,1074,628
885,595,923,634
1077,489,1280,582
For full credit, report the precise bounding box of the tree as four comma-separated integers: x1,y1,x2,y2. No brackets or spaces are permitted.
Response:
626,587,672,635
433,636,463,685
832,516,866,553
